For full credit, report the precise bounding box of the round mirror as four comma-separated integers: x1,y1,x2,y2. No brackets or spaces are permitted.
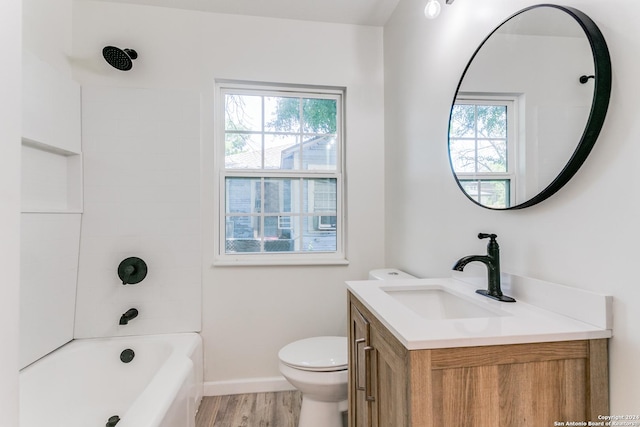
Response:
448,4,611,210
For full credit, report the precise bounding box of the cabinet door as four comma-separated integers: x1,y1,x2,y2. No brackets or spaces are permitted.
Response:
369,324,408,427
350,304,372,427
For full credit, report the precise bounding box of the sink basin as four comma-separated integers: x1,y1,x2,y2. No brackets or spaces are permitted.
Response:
383,287,507,320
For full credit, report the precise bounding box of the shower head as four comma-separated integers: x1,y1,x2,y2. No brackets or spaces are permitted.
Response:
102,46,138,71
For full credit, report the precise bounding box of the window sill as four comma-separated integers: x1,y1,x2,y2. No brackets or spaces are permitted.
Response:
213,255,349,267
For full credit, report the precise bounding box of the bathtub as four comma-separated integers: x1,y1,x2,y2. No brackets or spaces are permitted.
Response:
20,333,203,427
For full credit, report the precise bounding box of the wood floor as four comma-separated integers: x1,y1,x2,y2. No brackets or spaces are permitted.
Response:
196,391,302,427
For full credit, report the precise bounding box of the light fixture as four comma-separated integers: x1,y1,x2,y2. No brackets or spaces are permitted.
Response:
424,0,441,19
424,0,455,19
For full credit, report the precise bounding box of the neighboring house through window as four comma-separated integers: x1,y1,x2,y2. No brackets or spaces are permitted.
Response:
216,82,345,264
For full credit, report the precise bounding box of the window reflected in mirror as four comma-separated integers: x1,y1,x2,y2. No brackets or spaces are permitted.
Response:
449,97,516,209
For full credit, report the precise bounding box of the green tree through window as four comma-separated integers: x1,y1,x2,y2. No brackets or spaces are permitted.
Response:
449,97,515,208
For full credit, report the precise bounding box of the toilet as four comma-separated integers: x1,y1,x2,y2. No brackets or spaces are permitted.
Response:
278,336,348,427
278,270,417,427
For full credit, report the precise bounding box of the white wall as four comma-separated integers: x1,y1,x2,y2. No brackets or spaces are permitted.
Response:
0,0,22,423
385,0,640,412
23,0,73,74
72,1,385,389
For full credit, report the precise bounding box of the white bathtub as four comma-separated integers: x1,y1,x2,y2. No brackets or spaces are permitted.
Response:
20,333,203,427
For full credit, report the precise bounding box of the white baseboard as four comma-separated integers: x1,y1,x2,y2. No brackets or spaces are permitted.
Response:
204,376,296,396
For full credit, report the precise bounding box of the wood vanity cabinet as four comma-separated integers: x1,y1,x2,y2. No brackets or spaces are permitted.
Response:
348,291,609,427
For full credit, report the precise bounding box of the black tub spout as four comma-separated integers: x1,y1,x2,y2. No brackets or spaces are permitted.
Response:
119,308,139,325
106,415,120,427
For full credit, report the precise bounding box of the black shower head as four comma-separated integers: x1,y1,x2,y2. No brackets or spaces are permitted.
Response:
102,46,138,71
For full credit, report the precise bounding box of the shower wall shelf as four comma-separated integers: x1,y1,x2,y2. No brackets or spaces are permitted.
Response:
22,50,82,214
21,139,83,213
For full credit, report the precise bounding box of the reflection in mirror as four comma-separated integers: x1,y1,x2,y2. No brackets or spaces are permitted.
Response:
448,5,611,209
450,99,512,208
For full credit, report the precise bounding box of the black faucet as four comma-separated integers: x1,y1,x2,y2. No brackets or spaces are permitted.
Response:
119,308,139,325
452,233,516,302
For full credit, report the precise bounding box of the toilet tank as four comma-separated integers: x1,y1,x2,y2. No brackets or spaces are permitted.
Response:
368,268,417,280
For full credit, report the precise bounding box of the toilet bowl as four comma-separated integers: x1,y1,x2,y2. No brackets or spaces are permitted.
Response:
278,336,348,427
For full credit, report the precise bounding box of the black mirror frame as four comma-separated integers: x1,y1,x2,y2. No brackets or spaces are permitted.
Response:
448,4,612,210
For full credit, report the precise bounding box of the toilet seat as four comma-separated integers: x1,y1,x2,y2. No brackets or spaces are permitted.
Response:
278,336,347,372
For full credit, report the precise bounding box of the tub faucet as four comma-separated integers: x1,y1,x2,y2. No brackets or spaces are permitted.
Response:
119,308,139,325
452,233,516,302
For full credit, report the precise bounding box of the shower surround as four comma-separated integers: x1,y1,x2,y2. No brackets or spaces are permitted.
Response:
75,86,202,338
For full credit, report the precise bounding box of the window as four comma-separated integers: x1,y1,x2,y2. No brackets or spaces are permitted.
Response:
216,82,345,264
449,95,517,208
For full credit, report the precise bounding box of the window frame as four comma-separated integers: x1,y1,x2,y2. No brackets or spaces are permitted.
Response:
450,94,519,208
214,81,347,266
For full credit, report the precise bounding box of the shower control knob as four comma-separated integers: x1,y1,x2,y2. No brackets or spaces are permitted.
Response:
118,257,147,285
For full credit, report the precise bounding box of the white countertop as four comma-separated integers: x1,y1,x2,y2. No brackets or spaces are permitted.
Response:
346,273,612,350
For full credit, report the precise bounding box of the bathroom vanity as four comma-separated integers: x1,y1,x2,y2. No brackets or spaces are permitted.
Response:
346,275,612,427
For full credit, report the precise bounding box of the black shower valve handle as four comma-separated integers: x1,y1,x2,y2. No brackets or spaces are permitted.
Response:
118,257,148,285
121,265,135,285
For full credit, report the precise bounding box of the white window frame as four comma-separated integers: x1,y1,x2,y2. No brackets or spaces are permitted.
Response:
214,81,347,266
451,94,519,208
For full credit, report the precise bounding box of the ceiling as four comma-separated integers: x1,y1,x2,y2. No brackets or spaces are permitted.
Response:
85,0,401,26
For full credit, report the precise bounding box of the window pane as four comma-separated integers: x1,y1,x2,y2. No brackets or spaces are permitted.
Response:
477,139,507,173
449,139,477,173
301,217,337,252
225,133,262,169
476,105,506,138
302,136,337,170
303,98,337,134
264,135,299,169
264,178,300,213
460,181,480,202
449,104,476,138
303,178,337,214
225,215,260,253
225,94,262,132
265,96,300,133
460,180,509,209
226,177,261,213
264,215,295,252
